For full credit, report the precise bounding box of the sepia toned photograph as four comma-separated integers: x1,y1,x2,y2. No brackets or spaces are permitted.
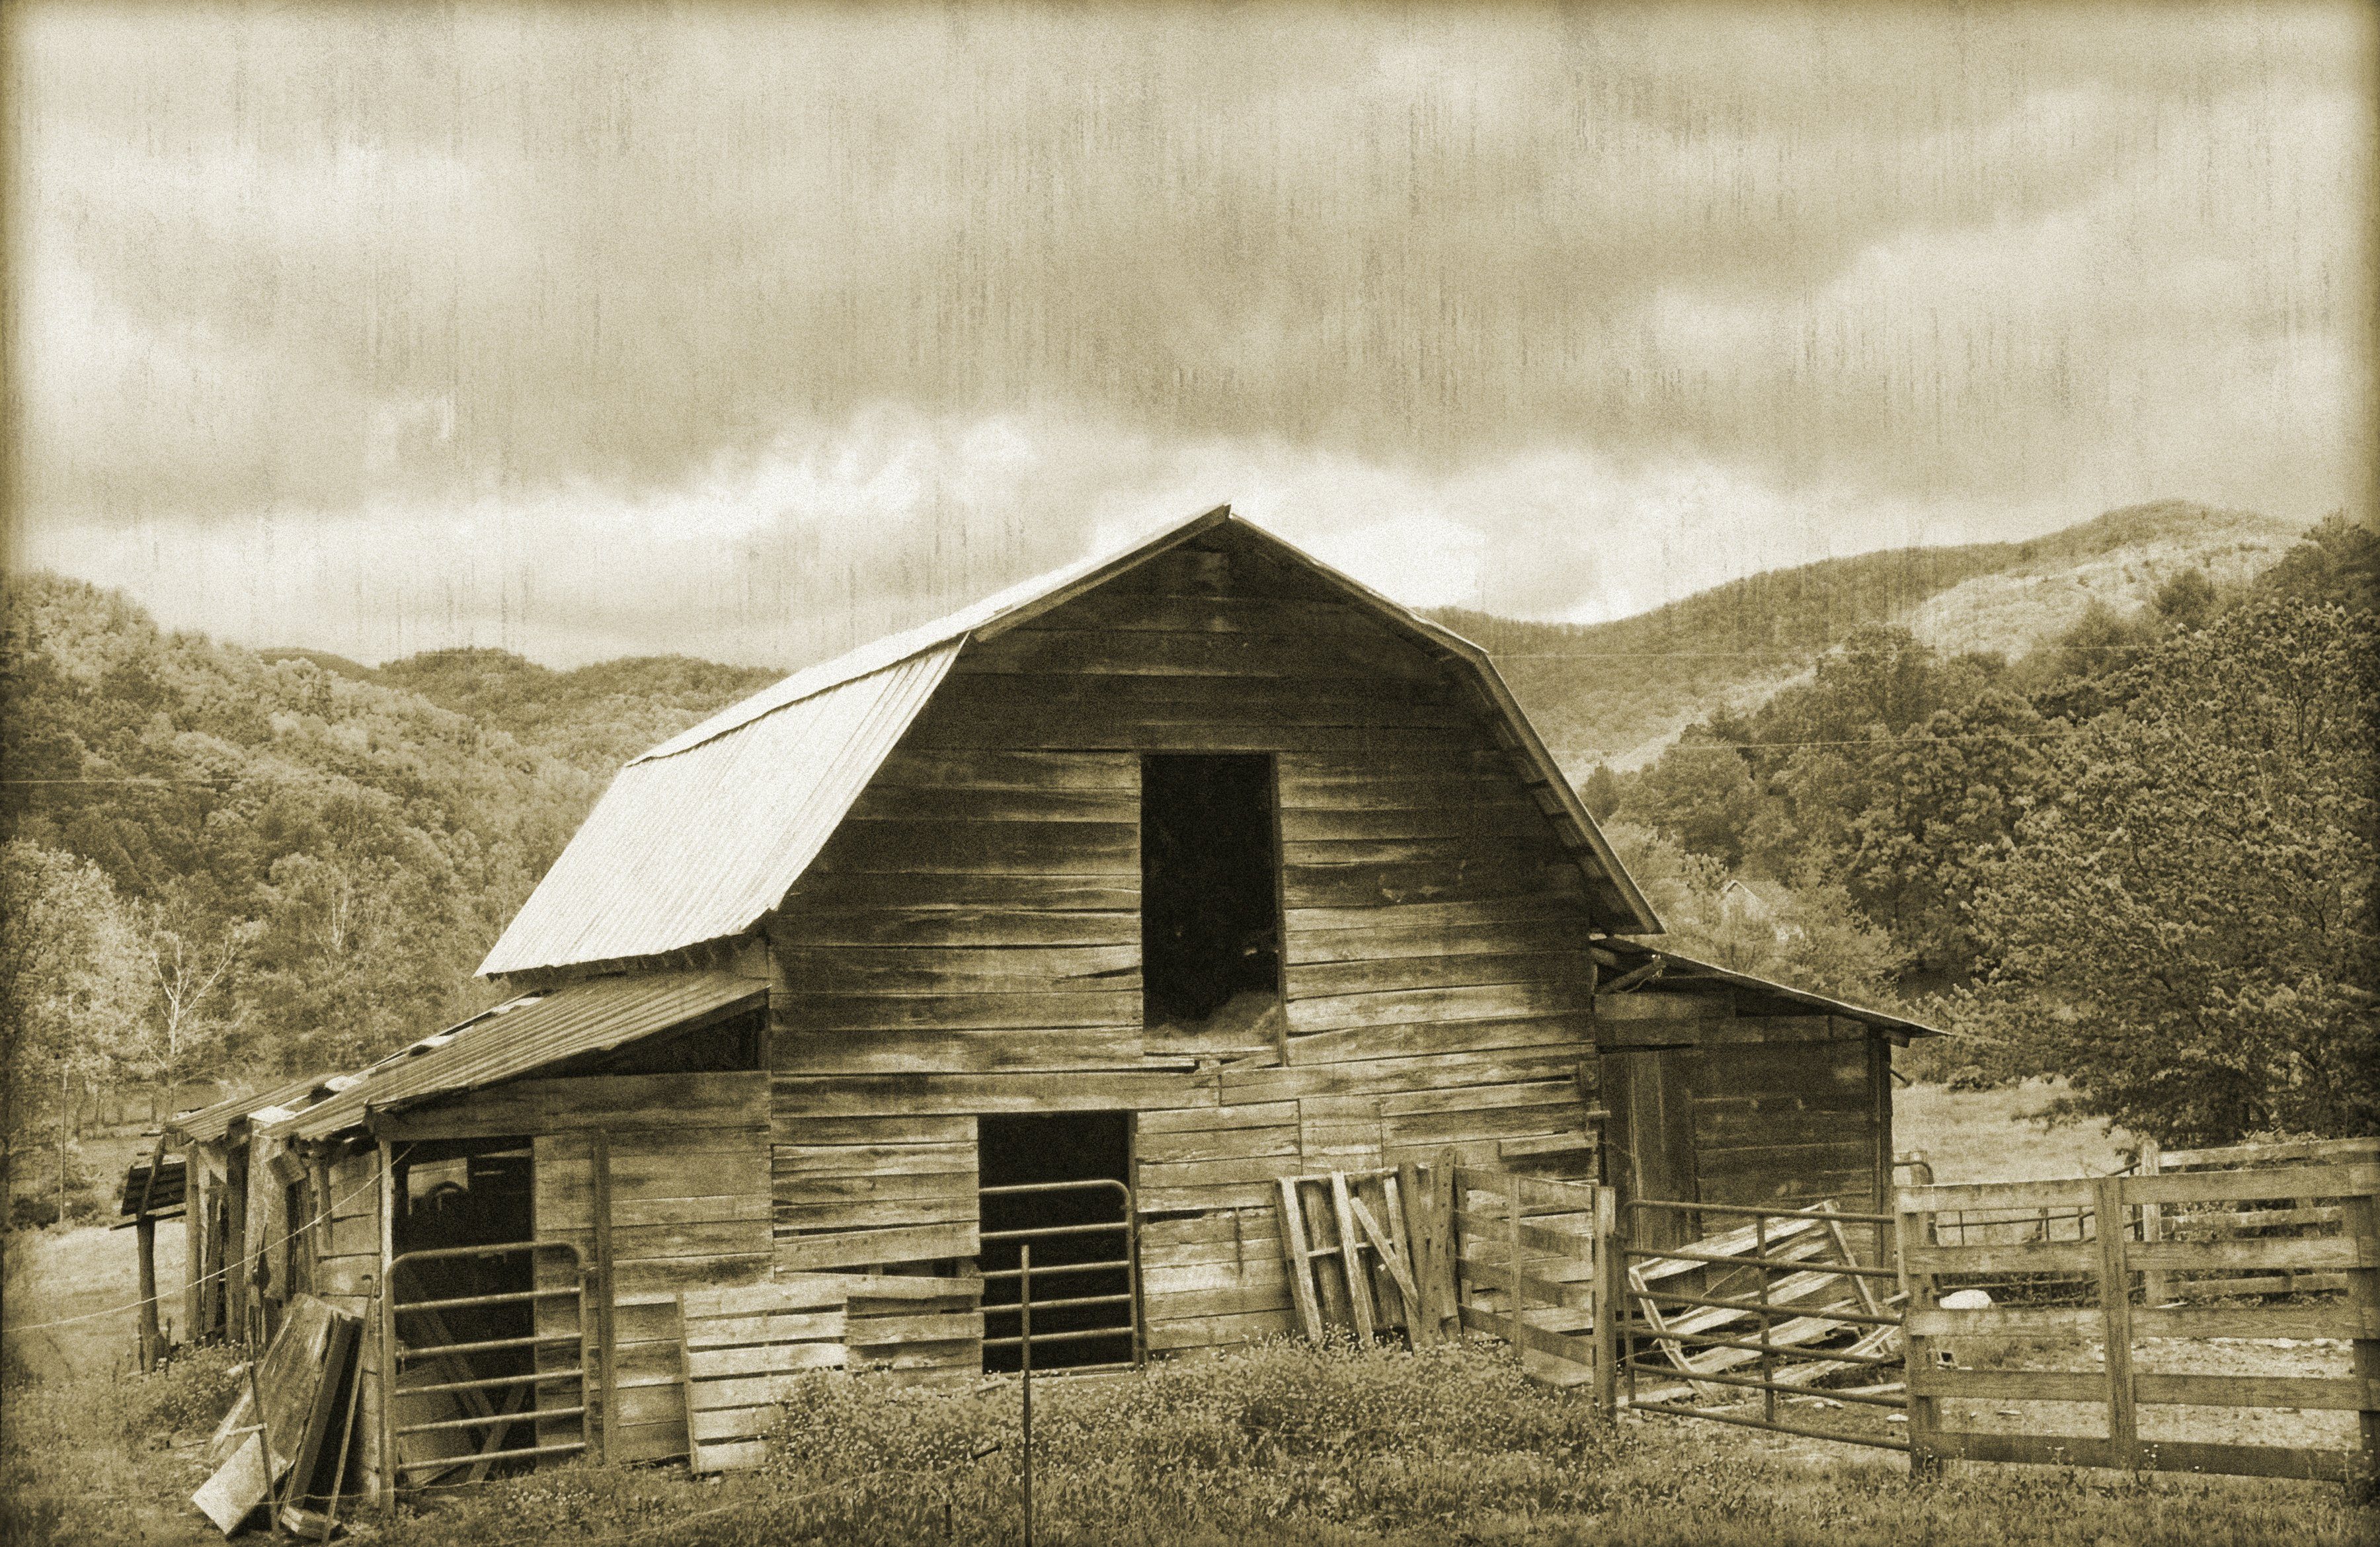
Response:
1,3,2373,1542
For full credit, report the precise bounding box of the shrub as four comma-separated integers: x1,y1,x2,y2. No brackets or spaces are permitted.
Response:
9,1194,61,1230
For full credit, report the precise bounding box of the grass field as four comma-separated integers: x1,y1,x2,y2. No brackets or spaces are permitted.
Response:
1895,1079,2137,1183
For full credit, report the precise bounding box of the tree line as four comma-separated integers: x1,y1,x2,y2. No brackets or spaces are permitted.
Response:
1585,516,2379,1146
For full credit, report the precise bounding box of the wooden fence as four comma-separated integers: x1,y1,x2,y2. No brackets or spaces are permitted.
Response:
1448,1167,1617,1404
2139,1136,2380,1303
1899,1162,2379,1492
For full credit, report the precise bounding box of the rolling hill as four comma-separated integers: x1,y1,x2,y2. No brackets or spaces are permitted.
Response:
1433,500,2307,775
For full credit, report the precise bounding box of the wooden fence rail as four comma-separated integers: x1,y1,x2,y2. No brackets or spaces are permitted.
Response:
1899,1162,2379,1495
1448,1166,1617,1408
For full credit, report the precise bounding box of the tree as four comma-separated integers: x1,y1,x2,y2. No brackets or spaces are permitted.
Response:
1578,763,1622,822
1954,597,2380,1144
1601,822,1909,1007
1,842,153,1214
139,893,260,1104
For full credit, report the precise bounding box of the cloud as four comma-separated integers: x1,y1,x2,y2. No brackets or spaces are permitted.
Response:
5,1,2370,647
19,403,2096,668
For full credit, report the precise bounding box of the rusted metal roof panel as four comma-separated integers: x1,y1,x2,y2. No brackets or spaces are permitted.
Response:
478,644,961,975
268,971,765,1142
169,1073,329,1146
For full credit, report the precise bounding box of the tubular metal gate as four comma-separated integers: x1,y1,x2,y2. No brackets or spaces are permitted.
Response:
1618,1197,1909,1450
979,1178,1140,1372
384,1240,598,1492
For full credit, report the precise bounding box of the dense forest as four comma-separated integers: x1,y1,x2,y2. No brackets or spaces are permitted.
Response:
0,584,772,1209
3,508,2372,1215
1593,514,2379,1145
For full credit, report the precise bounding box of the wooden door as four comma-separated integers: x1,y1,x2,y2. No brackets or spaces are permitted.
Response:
1601,1049,1701,1251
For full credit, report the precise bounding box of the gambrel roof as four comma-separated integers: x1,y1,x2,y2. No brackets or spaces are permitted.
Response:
479,506,1661,978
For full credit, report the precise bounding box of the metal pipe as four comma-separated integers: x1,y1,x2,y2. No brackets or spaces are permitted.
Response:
1019,1244,1033,1547
1622,1398,1912,1452
399,1406,572,1439
1619,1329,1903,1367
980,1221,1130,1244
394,1331,578,1361
978,1258,1132,1282
392,1368,582,1399
983,1327,1146,1349
393,1441,584,1474
391,1286,580,1316
1622,1244,1902,1279
980,1180,1130,1199
981,1291,1135,1316
1626,1198,1898,1226
1620,1357,1909,1408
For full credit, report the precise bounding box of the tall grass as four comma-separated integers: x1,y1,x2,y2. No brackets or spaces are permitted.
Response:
363,1337,2369,1547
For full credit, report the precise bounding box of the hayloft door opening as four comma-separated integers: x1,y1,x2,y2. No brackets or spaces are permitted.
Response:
978,1113,1137,1374
1141,754,1283,1032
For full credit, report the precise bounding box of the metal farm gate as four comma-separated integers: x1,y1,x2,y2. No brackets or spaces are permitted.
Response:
383,1240,600,1493
1614,1197,1909,1449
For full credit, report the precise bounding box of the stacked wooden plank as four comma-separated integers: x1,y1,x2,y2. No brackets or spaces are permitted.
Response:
678,1271,987,1472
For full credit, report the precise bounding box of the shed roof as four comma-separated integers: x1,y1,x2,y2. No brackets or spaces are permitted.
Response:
266,970,766,1142
481,506,1659,977
1599,937,1942,1037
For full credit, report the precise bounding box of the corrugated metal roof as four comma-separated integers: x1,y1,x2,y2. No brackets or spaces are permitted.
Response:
169,1072,330,1146
1601,939,1943,1037
118,1154,186,1216
480,504,1661,977
268,970,765,1142
479,644,962,974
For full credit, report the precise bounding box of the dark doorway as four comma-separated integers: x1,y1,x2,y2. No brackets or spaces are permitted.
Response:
388,1140,540,1478
978,1113,1136,1373
1141,754,1282,1027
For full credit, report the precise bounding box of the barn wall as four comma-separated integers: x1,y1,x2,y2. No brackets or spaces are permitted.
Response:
312,1143,384,1497
1597,990,1892,1240
518,1071,774,1464
766,536,1610,1362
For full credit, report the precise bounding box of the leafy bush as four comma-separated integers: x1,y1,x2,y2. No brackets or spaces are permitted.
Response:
9,1194,61,1230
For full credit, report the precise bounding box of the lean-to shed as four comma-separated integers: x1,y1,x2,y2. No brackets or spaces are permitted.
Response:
165,506,1932,1494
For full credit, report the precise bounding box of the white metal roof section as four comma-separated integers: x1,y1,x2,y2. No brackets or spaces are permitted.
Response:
478,643,963,975
478,503,1661,977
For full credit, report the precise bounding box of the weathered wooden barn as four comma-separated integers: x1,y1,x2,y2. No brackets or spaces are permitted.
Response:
159,506,1930,1496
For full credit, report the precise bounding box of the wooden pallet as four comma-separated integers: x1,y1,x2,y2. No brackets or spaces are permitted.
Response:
1275,1168,1445,1348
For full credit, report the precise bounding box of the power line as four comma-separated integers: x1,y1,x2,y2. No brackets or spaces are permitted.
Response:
5,1145,411,1336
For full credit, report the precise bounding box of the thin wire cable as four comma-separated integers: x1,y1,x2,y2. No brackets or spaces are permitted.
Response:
4,1144,411,1335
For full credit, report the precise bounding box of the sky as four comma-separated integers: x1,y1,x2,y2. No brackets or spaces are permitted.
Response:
5,1,2372,668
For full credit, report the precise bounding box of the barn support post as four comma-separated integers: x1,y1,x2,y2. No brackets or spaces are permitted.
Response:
1591,1183,1620,1413
376,1139,397,1508
136,1214,162,1371
590,1127,615,1465
2341,1185,2379,1505
2136,1140,2169,1305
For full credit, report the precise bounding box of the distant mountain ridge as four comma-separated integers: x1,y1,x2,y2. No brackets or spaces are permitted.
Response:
1432,500,2307,775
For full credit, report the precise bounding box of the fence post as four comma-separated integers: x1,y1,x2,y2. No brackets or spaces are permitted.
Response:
2342,1185,2378,1506
1895,1197,1940,1481
2137,1140,2169,1306
1591,1185,1620,1413
2093,1176,2139,1470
